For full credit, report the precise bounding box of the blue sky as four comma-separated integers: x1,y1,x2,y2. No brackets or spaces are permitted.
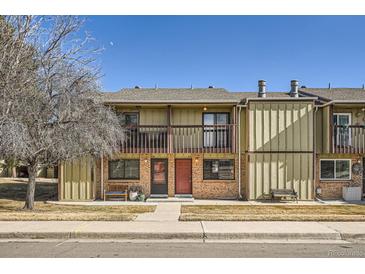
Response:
86,16,365,92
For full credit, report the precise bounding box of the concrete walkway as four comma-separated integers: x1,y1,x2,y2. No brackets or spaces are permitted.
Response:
1,221,365,242
47,198,365,206
136,203,181,221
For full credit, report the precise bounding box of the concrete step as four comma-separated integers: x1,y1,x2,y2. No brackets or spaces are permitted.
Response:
146,197,194,203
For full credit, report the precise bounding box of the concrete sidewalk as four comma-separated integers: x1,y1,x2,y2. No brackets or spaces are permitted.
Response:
1,221,365,242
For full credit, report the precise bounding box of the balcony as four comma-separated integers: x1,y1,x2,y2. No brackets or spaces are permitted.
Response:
120,124,236,154
332,125,365,153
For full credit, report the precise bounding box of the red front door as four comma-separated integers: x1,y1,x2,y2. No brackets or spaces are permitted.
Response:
175,159,192,194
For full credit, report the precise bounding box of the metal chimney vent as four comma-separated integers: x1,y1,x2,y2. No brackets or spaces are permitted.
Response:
290,80,299,98
258,80,267,98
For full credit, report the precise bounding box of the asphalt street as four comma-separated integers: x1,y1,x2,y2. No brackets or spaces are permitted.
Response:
0,240,365,258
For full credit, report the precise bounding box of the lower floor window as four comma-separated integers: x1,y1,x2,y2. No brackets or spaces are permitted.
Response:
320,159,350,180
109,159,139,179
203,159,234,180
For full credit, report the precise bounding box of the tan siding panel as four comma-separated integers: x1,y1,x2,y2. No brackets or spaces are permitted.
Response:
59,157,95,201
140,108,167,125
248,102,313,152
322,106,330,153
248,153,313,200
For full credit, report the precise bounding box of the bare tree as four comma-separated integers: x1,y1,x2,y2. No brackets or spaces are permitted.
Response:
0,16,123,210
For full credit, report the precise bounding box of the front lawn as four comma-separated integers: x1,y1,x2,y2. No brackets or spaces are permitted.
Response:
180,205,365,221
0,178,155,221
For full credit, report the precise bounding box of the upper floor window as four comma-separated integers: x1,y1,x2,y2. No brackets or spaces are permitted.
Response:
333,113,351,146
118,112,139,127
203,113,230,148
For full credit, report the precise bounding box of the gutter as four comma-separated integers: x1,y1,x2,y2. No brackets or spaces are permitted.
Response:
103,100,241,105
243,97,318,104
317,100,365,108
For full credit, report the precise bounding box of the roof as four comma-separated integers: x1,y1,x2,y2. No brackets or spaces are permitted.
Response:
102,88,242,104
103,86,365,105
101,88,307,104
299,88,365,102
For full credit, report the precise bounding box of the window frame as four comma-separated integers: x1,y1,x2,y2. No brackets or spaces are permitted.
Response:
319,159,351,181
202,112,231,148
203,159,235,180
108,159,140,180
118,112,140,127
333,113,352,146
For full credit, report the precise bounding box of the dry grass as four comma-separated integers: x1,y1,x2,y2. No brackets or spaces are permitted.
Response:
0,179,155,221
180,205,365,221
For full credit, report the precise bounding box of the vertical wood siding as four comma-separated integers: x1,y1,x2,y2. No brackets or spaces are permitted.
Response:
248,102,314,152
247,101,314,200
59,157,95,200
248,153,313,200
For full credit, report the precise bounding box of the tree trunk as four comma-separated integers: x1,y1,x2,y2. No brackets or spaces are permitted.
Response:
24,162,38,210
11,166,17,178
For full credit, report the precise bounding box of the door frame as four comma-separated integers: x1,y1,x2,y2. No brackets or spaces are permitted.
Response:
362,157,365,197
175,158,193,195
150,158,168,195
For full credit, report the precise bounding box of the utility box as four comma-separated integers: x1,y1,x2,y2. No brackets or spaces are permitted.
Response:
342,186,362,201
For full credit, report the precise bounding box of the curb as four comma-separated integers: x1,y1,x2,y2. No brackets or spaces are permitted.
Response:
1,232,365,241
0,232,203,240
204,232,342,240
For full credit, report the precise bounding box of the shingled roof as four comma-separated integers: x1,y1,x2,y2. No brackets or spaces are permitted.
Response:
299,88,365,101
102,88,245,103
102,88,301,104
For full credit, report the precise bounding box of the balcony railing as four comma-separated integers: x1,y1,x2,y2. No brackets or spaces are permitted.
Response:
121,124,236,154
332,125,365,153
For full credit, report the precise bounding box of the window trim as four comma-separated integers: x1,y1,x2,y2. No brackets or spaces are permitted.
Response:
333,113,352,146
319,159,351,181
203,159,235,180
119,112,140,127
108,159,140,180
202,112,231,148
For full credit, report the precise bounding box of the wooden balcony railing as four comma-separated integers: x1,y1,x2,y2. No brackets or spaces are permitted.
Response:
332,125,365,153
121,124,236,154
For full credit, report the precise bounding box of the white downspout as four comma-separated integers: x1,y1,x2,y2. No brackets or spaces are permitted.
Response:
238,105,243,199
100,155,104,200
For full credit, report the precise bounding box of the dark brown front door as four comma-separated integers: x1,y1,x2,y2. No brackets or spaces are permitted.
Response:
175,159,192,194
151,159,168,195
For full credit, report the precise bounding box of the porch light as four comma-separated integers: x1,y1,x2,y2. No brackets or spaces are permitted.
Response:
203,106,207,111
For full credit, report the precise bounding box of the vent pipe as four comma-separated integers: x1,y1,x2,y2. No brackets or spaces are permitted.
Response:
290,80,299,98
258,80,267,98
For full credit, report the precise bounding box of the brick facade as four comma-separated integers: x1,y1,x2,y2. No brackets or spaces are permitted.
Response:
192,154,239,199
97,153,241,200
315,154,363,200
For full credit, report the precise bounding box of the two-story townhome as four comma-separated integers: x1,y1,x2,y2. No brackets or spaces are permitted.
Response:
57,81,365,201
299,87,365,200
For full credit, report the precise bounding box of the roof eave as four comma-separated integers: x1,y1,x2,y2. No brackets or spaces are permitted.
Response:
103,100,240,104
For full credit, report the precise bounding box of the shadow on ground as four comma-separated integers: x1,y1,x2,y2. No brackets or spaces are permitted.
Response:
0,181,57,201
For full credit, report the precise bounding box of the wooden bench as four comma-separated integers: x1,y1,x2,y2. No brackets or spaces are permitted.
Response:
271,189,298,203
104,183,128,201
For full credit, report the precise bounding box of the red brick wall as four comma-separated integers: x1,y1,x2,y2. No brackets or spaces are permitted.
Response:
192,154,239,199
315,154,363,200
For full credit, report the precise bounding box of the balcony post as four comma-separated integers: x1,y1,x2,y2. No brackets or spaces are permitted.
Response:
167,105,172,153
232,106,236,153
